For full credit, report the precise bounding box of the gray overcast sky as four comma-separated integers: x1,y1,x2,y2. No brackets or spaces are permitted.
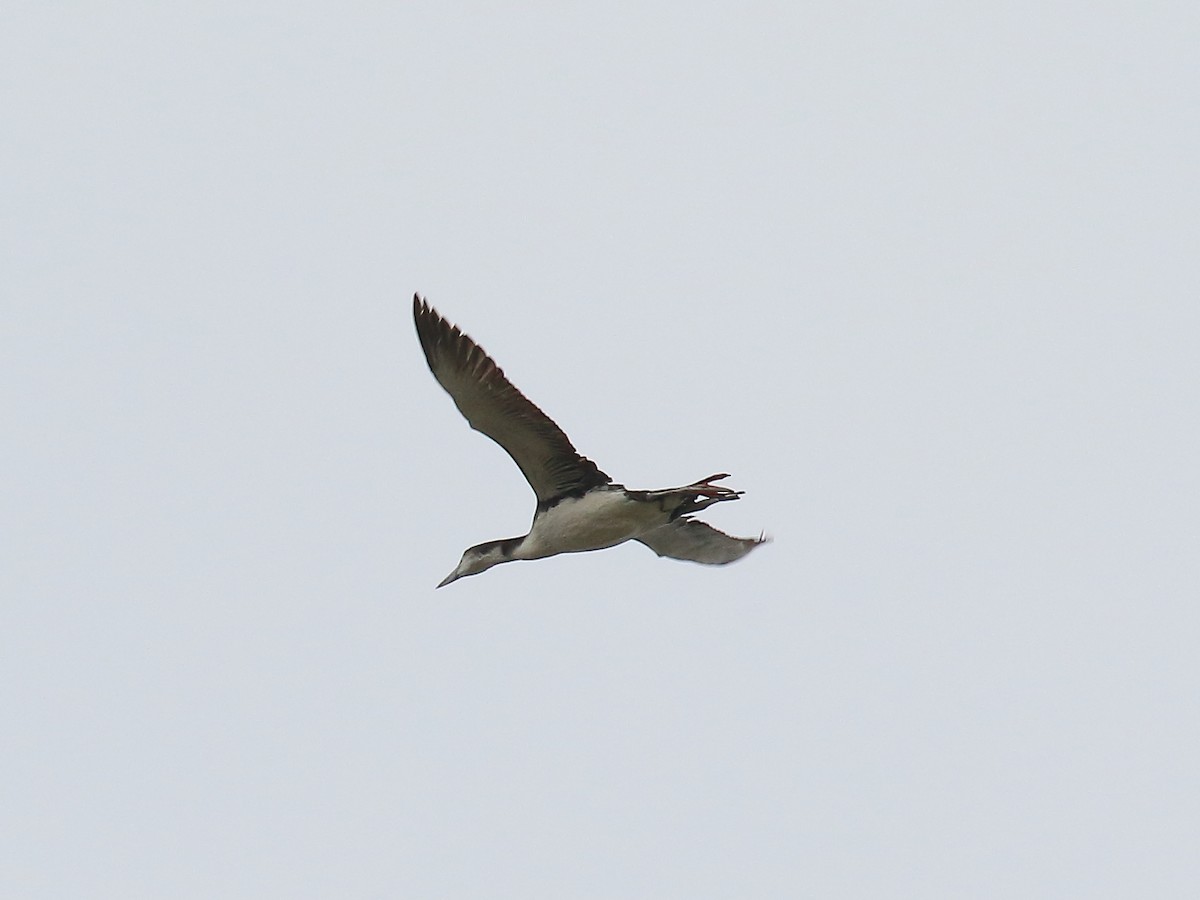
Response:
4,3,1198,897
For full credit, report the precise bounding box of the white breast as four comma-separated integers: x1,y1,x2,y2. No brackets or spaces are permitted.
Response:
516,490,669,559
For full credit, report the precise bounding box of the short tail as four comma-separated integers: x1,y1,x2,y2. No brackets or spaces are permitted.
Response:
629,473,745,518
675,473,744,515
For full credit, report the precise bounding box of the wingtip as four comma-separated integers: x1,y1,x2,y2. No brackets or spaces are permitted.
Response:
414,294,451,330
413,294,446,335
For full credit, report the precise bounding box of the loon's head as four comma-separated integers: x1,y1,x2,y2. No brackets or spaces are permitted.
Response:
437,538,518,588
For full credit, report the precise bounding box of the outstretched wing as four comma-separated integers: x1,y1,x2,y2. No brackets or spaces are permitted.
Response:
636,519,768,565
413,295,611,503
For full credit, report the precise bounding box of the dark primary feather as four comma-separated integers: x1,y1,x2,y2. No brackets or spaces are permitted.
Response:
413,295,611,503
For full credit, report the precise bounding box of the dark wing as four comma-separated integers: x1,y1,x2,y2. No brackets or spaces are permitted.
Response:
636,519,768,565
413,295,611,503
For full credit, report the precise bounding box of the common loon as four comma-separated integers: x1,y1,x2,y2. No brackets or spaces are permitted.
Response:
413,294,768,587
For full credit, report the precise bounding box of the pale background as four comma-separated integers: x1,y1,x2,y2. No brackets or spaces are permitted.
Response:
4,3,1198,897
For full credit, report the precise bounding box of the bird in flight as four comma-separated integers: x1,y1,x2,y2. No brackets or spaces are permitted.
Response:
413,294,768,587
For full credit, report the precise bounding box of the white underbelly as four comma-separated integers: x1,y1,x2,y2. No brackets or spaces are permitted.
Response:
519,491,668,558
